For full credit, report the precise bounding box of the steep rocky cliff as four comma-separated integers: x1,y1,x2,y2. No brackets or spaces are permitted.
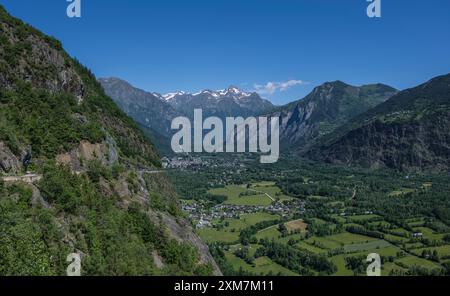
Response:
270,81,397,147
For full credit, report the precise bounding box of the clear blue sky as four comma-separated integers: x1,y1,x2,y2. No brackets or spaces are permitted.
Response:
1,0,449,105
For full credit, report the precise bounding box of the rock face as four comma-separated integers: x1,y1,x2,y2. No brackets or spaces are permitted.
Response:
269,81,397,148
0,17,84,102
0,142,20,174
307,73,450,171
56,140,116,173
99,78,178,138
148,210,222,275
309,117,450,171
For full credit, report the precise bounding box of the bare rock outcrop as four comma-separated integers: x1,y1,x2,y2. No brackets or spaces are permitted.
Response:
148,210,223,276
0,22,85,103
56,138,120,173
0,141,21,174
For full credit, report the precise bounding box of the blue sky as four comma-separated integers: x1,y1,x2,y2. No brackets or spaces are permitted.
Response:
1,0,449,105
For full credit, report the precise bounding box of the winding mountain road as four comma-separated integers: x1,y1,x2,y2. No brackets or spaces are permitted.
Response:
2,174,42,184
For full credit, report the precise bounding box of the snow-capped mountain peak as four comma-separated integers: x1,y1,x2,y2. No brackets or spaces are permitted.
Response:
193,90,220,98
216,86,252,99
162,86,252,102
100,77,275,127
163,91,186,101
163,86,273,118
225,86,244,95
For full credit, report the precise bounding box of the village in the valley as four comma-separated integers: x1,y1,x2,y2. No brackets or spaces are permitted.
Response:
182,198,306,229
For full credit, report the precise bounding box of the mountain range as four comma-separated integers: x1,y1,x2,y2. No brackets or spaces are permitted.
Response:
100,78,274,127
101,78,398,153
99,78,275,153
159,86,274,119
101,75,450,172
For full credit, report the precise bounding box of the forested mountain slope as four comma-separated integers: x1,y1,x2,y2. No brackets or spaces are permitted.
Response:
269,81,397,147
0,5,220,275
306,73,450,171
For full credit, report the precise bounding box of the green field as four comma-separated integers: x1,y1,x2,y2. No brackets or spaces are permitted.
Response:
411,245,450,258
226,212,280,231
389,188,415,197
327,233,377,245
198,212,280,243
295,241,328,254
412,227,446,241
344,240,392,253
252,184,294,202
198,228,240,244
396,256,441,270
346,214,381,222
368,221,393,228
406,217,426,227
225,241,300,276
305,236,343,250
209,185,273,206
224,252,298,276
255,226,282,240
383,233,410,244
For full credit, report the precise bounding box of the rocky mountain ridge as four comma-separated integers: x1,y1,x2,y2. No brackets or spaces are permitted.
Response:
306,73,450,171
269,81,397,148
